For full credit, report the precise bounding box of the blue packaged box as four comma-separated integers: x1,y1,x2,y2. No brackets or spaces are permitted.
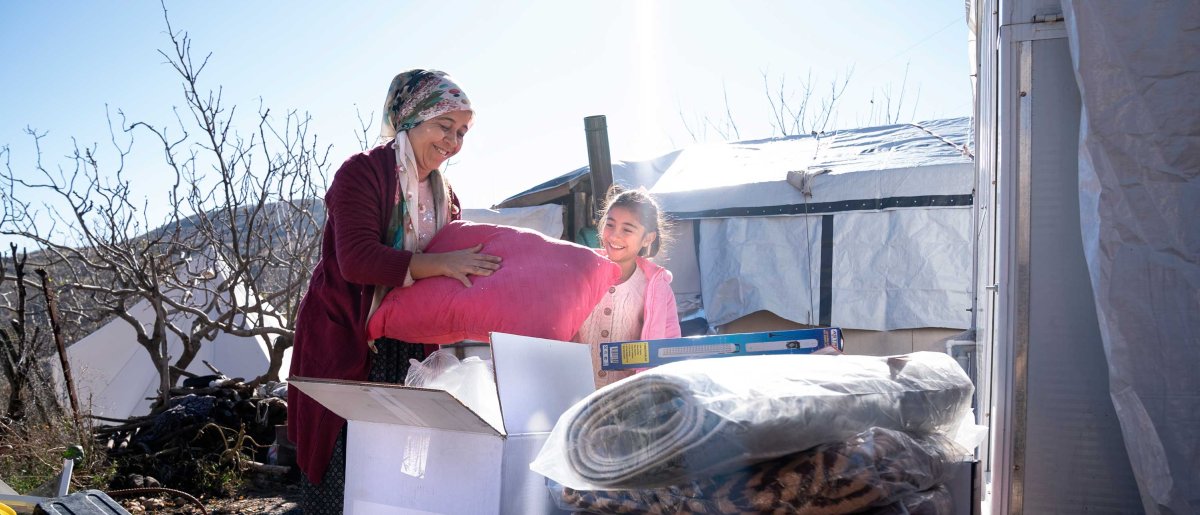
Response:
599,327,844,371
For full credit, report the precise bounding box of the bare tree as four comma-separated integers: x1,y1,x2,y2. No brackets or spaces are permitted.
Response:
0,7,329,415
678,81,742,143
678,65,929,146
761,67,854,137
1,245,39,423
0,115,195,409
0,244,64,427
864,62,923,126
149,13,330,383
354,105,377,152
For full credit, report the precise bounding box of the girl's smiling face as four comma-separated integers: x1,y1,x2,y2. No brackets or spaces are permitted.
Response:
408,109,473,178
602,205,657,266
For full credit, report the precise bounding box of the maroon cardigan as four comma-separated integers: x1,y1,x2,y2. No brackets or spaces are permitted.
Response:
287,142,460,482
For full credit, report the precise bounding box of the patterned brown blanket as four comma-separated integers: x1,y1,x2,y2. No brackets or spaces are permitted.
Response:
554,427,961,515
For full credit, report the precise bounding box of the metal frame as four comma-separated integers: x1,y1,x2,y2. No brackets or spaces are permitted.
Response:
982,4,1044,513
989,29,1036,515
1009,38,1034,515
969,3,1001,514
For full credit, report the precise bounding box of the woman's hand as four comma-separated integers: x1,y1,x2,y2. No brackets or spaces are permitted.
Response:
409,244,502,287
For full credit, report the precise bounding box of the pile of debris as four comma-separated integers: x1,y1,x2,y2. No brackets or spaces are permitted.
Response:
93,365,292,495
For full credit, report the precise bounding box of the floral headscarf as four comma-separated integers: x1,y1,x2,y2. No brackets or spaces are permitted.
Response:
379,69,472,140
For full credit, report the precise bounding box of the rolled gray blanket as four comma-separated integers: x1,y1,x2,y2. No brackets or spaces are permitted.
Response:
532,352,973,490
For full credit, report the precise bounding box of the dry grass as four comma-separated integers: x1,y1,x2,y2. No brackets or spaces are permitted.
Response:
0,413,294,511
0,414,115,495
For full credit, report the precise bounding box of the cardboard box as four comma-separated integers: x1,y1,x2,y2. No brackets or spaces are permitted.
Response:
290,333,595,515
599,327,844,371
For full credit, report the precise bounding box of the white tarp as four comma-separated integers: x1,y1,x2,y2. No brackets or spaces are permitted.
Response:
1064,2,1200,513
652,118,973,212
653,119,974,331
50,257,287,422
461,204,564,239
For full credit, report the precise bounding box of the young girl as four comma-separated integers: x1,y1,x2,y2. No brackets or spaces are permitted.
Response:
575,187,681,388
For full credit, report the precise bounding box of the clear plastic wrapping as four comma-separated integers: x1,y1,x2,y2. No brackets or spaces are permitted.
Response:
404,348,462,387
863,484,954,515
404,349,503,431
531,352,974,491
550,427,963,514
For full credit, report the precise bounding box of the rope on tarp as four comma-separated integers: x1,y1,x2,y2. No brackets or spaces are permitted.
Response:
909,121,975,159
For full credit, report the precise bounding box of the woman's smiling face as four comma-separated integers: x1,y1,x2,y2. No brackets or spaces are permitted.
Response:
408,109,473,178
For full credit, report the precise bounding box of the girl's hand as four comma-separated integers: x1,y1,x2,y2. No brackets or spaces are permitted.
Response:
410,244,502,287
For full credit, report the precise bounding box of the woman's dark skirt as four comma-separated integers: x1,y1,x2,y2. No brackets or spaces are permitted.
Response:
300,339,428,514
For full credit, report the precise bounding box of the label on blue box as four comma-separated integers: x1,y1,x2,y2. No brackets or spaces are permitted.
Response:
599,327,843,371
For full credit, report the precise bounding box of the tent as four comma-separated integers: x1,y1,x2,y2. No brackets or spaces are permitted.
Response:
499,117,974,353
50,257,288,422
461,204,563,239
653,118,974,332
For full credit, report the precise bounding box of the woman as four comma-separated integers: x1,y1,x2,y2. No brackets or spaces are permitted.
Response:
287,69,501,513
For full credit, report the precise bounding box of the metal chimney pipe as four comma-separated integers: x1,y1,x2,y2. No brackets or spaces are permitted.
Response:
584,115,614,222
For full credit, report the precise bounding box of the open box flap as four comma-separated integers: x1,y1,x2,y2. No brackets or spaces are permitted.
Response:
292,333,595,438
490,332,595,435
290,377,502,436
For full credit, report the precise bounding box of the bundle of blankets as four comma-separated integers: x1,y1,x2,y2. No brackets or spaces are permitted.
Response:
531,351,974,514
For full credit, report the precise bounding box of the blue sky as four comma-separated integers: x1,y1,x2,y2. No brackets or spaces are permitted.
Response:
1,1,970,236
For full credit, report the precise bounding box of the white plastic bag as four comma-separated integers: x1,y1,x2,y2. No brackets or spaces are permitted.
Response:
406,349,503,432
405,349,460,388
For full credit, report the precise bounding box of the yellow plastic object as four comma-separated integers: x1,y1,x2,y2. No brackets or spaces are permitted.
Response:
0,501,16,515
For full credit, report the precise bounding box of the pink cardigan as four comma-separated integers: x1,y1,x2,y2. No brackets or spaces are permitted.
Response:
627,254,682,340
636,256,681,340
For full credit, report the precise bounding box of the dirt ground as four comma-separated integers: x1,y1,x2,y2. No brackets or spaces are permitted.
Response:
113,484,302,515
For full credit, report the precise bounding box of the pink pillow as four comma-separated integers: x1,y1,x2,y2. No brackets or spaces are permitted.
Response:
367,221,621,344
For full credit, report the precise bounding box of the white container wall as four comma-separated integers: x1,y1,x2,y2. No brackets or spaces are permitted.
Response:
973,0,1199,513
